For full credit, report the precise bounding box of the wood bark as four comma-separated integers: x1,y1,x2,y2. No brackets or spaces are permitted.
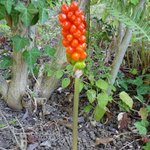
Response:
34,41,66,100
108,0,146,89
7,51,28,110
0,75,8,100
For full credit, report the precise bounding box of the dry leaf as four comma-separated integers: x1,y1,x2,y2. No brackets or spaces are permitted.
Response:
141,136,150,143
117,112,129,129
138,107,148,120
95,137,113,146
27,133,38,144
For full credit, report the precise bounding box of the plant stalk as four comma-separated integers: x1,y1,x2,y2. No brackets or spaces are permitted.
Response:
72,76,80,150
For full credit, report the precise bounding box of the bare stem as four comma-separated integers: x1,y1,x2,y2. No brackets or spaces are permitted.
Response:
72,75,80,150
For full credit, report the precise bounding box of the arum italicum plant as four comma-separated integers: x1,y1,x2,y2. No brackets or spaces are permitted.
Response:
58,1,87,149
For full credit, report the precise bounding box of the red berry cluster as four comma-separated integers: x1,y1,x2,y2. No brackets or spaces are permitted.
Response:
58,1,87,65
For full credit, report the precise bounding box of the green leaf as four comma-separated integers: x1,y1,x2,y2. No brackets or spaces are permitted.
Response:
62,78,70,89
79,82,84,93
5,0,13,14
130,68,138,75
130,0,139,5
137,85,150,95
21,10,32,26
83,105,93,113
0,56,12,69
95,79,108,91
11,10,19,26
86,89,96,103
39,8,48,24
134,94,144,102
27,3,38,14
44,64,53,77
143,142,150,150
146,105,150,112
0,123,6,128
132,77,143,87
44,45,56,57
134,120,149,135
11,35,30,51
94,105,106,121
0,5,6,20
31,0,45,8
9,119,17,125
97,92,109,108
119,91,133,109
23,47,40,70
0,0,5,5
15,2,26,13
15,2,33,26
55,70,63,79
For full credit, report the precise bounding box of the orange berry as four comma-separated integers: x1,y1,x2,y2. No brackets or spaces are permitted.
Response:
62,21,71,30
74,17,81,26
75,10,83,17
66,47,74,54
61,4,69,14
71,39,79,47
67,11,74,19
70,25,77,34
66,34,73,42
80,51,87,60
58,13,67,22
62,39,69,47
82,43,87,50
73,30,81,39
71,52,80,61
79,35,86,43
70,1,79,11
76,46,84,54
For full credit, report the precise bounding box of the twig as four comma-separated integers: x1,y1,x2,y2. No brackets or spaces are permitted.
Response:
119,139,140,150
0,110,20,147
0,147,7,150
15,117,27,150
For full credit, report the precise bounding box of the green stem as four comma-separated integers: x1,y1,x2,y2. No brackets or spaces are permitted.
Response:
72,77,80,150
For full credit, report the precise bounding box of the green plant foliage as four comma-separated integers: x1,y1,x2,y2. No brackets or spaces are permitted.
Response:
0,0,50,26
61,78,71,89
94,105,106,121
44,64,53,77
83,105,93,113
11,35,30,51
134,120,149,135
130,0,139,5
117,74,150,104
39,8,48,24
0,5,6,20
137,85,150,95
15,2,26,13
0,56,12,69
143,142,150,150
4,0,14,14
95,79,108,90
100,0,150,41
86,89,96,103
27,3,38,14
44,45,56,57
97,92,109,108
23,47,40,71
55,70,63,79
119,91,133,109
